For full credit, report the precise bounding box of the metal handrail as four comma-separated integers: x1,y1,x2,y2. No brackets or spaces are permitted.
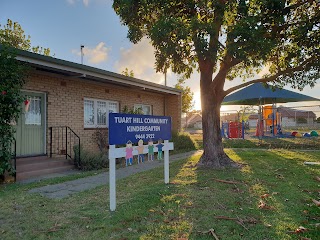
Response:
13,139,16,181
49,126,81,167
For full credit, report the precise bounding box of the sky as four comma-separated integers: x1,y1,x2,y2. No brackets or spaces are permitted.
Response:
1,0,319,111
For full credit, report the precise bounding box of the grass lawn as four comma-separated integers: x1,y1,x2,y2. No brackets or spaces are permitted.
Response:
1,149,320,239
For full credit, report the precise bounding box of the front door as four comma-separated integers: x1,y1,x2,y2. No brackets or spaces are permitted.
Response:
15,92,46,156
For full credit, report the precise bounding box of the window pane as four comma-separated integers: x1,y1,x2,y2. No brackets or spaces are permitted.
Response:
134,104,151,115
25,96,41,125
142,105,151,115
84,100,94,126
109,102,118,113
134,104,141,110
134,104,142,114
97,101,107,126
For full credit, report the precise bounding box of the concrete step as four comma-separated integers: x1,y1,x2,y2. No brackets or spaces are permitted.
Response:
17,158,73,172
16,165,74,181
16,155,50,164
16,156,75,181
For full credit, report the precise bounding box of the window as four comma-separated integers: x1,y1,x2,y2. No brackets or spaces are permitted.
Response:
84,98,119,128
25,96,42,125
134,104,152,115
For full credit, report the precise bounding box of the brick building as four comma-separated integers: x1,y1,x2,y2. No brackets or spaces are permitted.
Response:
12,48,182,160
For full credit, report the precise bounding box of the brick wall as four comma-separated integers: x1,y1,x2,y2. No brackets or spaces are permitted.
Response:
166,94,182,132
23,70,181,154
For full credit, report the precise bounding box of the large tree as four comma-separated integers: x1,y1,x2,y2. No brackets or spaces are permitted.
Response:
0,19,51,55
113,0,320,168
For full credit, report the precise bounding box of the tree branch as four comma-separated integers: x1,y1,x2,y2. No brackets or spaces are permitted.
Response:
208,2,226,65
218,40,226,50
223,56,315,97
211,55,242,90
283,0,312,15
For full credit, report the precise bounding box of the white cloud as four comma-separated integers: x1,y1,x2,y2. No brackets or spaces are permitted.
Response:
114,38,165,84
83,0,90,7
66,0,90,6
114,38,206,110
66,0,76,4
72,42,110,64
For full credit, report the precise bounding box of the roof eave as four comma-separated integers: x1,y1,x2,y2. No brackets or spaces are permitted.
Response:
1,45,181,95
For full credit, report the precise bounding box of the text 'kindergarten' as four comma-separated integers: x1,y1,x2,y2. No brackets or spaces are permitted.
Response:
114,116,169,132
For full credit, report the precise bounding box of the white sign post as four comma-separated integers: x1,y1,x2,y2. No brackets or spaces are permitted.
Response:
108,141,174,211
108,113,173,212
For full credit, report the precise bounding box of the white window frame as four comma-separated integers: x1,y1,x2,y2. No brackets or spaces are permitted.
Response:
84,98,119,128
134,104,152,115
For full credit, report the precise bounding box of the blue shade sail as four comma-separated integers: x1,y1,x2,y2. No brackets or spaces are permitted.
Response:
223,83,320,105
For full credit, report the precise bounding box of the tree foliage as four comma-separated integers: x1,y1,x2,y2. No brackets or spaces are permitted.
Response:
0,46,28,177
0,19,47,178
238,106,256,122
121,67,135,77
0,19,51,56
122,105,144,114
174,76,194,113
113,0,319,88
113,0,319,167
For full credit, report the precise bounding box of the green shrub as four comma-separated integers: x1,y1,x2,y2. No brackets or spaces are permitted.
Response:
171,131,198,152
297,117,307,124
0,46,28,178
73,145,108,171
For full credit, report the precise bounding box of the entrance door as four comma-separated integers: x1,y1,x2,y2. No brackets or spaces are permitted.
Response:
15,92,45,156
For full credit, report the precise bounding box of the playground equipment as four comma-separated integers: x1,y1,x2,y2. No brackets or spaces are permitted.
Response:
254,104,283,138
222,83,320,140
263,105,282,135
221,121,245,139
290,130,319,138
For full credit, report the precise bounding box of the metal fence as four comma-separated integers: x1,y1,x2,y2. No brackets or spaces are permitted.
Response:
184,104,320,133
278,105,320,130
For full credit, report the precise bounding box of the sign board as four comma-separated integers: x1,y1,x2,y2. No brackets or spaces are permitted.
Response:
109,113,171,145
108,113,174,211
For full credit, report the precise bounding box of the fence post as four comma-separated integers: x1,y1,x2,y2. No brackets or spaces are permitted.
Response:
242,120,245,139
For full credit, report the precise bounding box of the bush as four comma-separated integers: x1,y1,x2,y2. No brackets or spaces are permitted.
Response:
73,145,108,171
92,128,108,152
171,131,198,152
0,46,28,178
297,117,307,124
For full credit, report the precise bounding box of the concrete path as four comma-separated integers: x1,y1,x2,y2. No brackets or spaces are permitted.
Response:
28,150,203,199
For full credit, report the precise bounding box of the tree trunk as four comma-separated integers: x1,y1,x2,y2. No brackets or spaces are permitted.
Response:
198,61,238,168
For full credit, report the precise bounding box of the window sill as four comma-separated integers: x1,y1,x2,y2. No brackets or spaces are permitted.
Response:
84,127,109,130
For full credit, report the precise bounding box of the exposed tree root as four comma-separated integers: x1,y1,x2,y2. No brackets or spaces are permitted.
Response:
198,153,242,169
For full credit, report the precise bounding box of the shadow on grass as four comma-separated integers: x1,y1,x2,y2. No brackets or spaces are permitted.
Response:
109,150,320,239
